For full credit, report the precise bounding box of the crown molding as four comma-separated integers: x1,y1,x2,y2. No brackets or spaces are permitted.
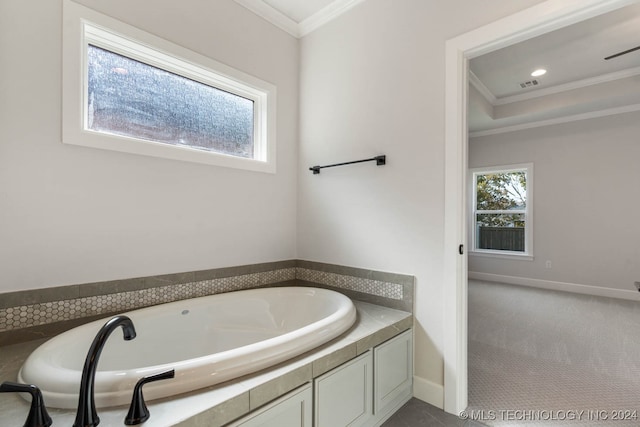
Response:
469,102,640,138
234,0,367,38
494,65,640,105
470,66,640,135
472,65,640,107
299,0,367,37
234,0,300,37
469,71,497,105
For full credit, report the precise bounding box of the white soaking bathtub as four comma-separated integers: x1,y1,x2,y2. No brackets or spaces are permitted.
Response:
18,287,357,409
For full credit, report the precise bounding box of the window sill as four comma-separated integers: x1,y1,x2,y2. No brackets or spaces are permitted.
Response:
469,251,534,261
63,129,276,173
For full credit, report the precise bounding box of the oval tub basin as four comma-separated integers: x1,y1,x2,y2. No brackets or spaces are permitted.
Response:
19,287,357,408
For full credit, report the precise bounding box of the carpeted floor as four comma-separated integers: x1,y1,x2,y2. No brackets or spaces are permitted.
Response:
467,280,640,426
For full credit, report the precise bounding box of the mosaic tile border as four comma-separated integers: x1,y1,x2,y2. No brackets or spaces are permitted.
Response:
0,260,414,339
0,260,298,309
0,269,295,333
296,268,403,300
294,260,414,312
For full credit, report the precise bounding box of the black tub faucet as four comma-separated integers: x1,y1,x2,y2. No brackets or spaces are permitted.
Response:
73,315,136,427
0,381,52,427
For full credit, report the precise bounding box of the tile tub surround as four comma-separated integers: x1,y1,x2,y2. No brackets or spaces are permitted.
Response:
0,301,412,427
295,260,414,312
0,260,414,344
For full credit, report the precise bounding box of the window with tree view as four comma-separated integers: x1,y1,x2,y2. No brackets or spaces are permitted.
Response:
472,165,532,255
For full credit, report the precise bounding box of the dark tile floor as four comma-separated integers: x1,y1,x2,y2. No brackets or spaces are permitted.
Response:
382,398,486,427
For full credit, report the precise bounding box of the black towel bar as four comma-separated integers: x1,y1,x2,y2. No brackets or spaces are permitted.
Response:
309,155,386,174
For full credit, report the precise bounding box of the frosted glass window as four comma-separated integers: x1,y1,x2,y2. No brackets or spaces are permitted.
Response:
87,45,255,158
63,4,275,172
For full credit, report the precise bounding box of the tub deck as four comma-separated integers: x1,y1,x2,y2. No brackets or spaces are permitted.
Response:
0,300,411,427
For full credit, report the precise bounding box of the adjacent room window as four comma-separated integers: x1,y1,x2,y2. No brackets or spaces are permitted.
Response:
63,1,276,172
471,164,533,257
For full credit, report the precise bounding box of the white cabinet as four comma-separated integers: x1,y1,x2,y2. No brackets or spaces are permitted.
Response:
314,351,373,427
374,329,413,419
314,329,414,427
227,329,413,427
228,383,312,427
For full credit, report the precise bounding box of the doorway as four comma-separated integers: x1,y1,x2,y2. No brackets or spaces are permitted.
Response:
442,0,640,415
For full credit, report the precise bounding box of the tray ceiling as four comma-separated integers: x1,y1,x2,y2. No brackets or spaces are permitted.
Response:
469,1,640,136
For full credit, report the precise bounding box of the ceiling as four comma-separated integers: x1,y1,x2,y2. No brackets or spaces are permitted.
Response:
469,2,640,136
234,0,365,38
235,1,640,135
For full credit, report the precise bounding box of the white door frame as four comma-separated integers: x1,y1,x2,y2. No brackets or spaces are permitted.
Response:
443,0,640,414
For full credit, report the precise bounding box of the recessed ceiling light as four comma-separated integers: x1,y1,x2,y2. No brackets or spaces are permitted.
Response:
531,69,547,77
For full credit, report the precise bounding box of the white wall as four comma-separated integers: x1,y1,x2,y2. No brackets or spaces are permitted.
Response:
469,111,640,293
0,0,298,292
2,0,570,406
297,0,546,403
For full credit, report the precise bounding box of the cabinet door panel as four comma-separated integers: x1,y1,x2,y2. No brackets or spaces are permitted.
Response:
315,351,373,427
374,329,413,415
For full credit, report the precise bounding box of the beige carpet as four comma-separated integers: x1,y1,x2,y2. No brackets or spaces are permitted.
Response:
467,280,640,426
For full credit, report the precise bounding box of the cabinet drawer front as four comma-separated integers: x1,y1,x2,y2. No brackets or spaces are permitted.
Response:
229,384,312,427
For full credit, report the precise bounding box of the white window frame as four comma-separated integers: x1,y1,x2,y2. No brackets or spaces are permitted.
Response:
469,163,533,260
62,0,276,173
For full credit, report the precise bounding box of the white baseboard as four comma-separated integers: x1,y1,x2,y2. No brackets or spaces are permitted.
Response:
413,375,444,409
469,272,640,302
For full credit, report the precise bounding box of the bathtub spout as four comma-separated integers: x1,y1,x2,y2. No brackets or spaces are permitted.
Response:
73,315,136,427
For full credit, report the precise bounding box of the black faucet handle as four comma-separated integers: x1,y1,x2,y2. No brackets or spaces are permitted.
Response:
125,369,175,425
0,381,53,427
